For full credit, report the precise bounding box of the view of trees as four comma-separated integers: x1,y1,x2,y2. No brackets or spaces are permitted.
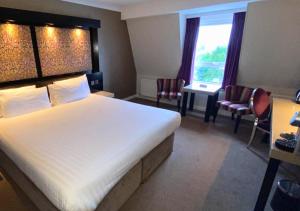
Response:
192,23,232,84
193,46,228,84
200,46,227,62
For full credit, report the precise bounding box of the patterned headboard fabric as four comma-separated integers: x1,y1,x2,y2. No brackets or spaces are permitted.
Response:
0,24,94,86
0,24,37,83
36,26,92,77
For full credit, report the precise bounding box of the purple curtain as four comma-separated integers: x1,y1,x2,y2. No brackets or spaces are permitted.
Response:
222,12,246,89
177,17,200,85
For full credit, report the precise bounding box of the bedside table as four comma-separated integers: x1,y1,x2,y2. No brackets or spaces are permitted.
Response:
94,91,115,98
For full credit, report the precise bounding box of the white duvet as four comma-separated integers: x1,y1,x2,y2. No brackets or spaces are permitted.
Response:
0,95,181,211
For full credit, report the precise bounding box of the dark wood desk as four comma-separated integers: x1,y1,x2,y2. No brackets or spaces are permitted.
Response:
181,83,221,122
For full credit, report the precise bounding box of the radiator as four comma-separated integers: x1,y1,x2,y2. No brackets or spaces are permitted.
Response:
140,78,157,97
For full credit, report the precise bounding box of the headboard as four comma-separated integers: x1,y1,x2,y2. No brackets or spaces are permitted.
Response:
0,7,101,88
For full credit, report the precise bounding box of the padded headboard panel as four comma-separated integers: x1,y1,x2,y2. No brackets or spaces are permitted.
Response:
36,26,92,77
0,24,37,83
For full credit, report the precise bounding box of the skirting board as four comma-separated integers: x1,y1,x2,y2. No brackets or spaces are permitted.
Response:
123,94,138,101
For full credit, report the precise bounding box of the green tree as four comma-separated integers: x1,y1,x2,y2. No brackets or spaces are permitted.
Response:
200,46,227,62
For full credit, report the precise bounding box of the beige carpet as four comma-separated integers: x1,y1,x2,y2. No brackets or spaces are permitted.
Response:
0,98,299,211
120,98,299,211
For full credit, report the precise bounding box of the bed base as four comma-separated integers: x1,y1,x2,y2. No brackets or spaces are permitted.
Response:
0,133,174,211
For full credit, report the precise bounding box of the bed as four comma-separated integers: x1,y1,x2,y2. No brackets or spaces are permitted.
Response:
0,94,181,211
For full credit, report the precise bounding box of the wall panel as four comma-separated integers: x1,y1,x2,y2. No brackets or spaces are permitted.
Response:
0,24,37,83
36,26,92,77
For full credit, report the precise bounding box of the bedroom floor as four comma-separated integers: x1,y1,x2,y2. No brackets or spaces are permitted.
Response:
0,98,299,211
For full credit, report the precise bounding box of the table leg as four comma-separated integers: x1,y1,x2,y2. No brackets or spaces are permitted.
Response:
204,95,213,122
204,91,219,122
189,93,195,111
254,158,281,211
181,92,189,116
212,91,219,117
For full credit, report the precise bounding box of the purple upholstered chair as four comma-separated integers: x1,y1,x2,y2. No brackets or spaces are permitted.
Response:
213,85,254,133
247,88,271,147
156,79,185,112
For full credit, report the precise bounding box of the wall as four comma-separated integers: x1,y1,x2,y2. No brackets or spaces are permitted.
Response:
128,0,300,111
127,14,182,97
0,0,136,98
122,0,252,19
238,0,300,97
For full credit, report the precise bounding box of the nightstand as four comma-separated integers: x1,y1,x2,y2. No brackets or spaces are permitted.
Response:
94,91,115,98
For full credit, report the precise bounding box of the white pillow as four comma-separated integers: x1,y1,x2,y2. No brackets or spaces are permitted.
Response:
54,75,87,85
0,87,51,118
48,75,90,106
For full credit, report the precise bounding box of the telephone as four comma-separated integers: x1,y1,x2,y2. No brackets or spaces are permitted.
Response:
296,89,300,104
275,112,300,153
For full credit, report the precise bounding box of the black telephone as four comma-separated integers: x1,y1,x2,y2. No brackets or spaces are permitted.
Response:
296,89,300,104
275,112,300,153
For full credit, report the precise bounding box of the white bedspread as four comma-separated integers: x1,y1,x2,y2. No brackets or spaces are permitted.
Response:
0,95,181,211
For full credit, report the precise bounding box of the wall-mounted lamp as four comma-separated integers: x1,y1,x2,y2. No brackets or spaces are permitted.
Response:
46,25,55,37
6,19,15,23
75,28,82,36
5,23,16,36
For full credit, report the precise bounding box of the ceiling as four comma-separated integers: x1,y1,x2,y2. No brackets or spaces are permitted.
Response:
62,0,256,19
62,0,152,11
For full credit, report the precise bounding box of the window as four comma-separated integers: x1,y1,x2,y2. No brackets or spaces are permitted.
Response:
192,15,232,85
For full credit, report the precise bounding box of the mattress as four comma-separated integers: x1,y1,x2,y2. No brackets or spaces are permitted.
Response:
0,95,181,211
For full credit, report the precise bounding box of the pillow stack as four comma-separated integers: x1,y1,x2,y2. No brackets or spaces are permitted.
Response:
0,75,91,118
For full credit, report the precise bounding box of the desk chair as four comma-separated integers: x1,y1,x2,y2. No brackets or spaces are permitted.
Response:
247,88,271,148
156,79,185,112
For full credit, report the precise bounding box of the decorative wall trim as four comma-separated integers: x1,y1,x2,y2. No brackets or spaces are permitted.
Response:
90,28,100,73
0,7,100,28
0,7,101,87
30,25,42,78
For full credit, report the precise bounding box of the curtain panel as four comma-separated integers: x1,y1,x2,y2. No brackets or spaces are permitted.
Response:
177,17,200,85
222,12,246,89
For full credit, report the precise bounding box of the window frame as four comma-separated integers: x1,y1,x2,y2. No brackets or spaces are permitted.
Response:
192,13,233,85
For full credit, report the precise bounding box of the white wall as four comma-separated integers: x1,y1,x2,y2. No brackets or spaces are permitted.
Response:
238,0,300,97
122,0,253,19
127,14,183,96
127,0,300,111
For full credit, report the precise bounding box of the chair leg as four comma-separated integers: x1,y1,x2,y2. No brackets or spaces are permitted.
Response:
234,115,241,134
213,106,220,123
177,99,181,112
247,118,258,148
231,113,235,120
261,133,270,144
156,98,160,107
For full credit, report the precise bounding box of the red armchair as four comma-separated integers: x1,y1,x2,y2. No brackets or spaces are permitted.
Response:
156,79,185,111
213,85,254,133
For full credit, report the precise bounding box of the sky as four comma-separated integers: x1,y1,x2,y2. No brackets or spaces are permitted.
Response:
196,24,232,53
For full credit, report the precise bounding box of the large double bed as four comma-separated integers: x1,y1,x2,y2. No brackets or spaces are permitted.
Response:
0,94,181,211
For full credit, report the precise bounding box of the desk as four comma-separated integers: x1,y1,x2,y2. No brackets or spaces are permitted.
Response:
181,83,221,122
254,98,300,211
